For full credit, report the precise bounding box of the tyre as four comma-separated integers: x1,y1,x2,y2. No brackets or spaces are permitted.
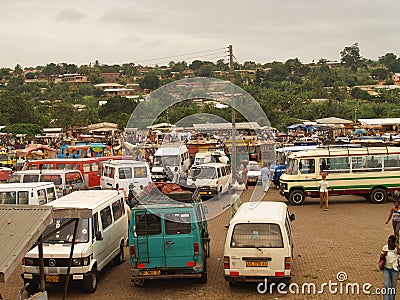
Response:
113,244,124,265
228,281,237,288
25,282,39,296
288,190,306,205
83,266,98,293
370,188,387,204
196,261,207,284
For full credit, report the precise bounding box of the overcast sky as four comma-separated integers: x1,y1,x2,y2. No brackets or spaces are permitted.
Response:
1,0,399,68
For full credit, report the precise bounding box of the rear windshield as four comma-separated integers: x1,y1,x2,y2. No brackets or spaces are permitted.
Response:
135,214,162,236
230,223,283,248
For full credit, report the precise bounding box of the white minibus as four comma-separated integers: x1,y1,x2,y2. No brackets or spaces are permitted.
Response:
9,169,84,197
280,146,400,205
151,143,190,182
0,182,57,205
187,163,231,198
22,190,128,294
101,160,151,197
224,202,295,285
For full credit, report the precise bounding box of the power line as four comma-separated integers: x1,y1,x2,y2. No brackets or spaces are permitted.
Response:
134,47,228,65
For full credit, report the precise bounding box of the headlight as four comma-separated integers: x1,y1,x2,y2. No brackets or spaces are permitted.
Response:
72,258,82,266
25,258,35,266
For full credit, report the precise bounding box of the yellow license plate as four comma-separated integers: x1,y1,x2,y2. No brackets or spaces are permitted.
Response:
246,261,268,267
46,275,59,283
199,192,207,194
139,270,161,276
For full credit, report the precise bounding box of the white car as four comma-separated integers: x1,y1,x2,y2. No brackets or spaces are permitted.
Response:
245,161,262,185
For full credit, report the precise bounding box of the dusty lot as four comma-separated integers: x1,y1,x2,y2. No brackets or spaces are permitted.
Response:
1,185,391,299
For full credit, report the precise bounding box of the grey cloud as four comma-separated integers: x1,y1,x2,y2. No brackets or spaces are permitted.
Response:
100,7,155,25
57,9,86,22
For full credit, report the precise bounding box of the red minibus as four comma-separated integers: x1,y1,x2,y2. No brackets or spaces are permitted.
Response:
23,158,101,189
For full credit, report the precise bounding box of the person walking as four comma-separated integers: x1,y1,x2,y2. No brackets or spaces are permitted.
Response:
319,172,329,211
260,163,271,192
386,199,400,239
381,235,400,300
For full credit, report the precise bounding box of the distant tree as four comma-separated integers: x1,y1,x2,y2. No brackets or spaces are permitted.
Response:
189,60,204,71
371,68,389,81
340,43,363,71
351,87,371,100
379,53,397,67
139,74,160,90
25,72,36,80
14,64,23,77
1,123,42,137
388,59,400,73
195,64,214,77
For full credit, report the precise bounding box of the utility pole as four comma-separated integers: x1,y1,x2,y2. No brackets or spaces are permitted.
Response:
229,45,237,180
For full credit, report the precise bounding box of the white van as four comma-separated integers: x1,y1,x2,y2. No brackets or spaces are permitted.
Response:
9,169,84,197
187,163,231,198
22,190,128,294
0,182,57,205
224,202,295,285
100,160,151,197
151,143,190,182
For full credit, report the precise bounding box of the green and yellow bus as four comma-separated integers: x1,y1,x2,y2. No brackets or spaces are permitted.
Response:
279,146,400,205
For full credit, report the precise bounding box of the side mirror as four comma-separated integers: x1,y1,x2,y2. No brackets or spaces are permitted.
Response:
290,213,295,222
95,230,103,240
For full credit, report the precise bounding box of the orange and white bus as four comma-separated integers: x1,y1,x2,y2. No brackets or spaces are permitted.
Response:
23,158,101,189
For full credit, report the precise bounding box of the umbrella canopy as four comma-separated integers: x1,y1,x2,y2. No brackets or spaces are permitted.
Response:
353,128,367,134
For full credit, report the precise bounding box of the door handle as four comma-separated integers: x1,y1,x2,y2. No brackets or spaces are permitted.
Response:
164,241,174,245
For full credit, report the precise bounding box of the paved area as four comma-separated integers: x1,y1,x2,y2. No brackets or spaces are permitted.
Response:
1,184,393,299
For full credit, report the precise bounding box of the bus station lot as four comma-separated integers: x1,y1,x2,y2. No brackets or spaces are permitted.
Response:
1,186,390,299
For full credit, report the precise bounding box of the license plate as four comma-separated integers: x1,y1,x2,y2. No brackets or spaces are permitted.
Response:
199,192,207,195
46,275,59,283
139,270,161,276
246,261,268,267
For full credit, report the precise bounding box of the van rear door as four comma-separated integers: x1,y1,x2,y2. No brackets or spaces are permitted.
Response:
134,212,166,268
163,212,196,268
228,222,288,276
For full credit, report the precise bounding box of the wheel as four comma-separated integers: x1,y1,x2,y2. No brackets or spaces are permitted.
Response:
288,190,305,205
113,244,124,265
196,261,207,284
25,282,39,296
228,281,237,287
83,266,98,293
370,188,387,204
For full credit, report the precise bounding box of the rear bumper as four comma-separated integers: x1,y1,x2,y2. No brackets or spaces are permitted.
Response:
131,267,204,281
224,275,291,283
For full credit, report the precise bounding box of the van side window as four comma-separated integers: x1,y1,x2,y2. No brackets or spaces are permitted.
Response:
134,166,147,178
0,192,16,204
41,175,62,185
112,199,124,221
83,163,91,173
299,159,315,174
56,164,66,170
23,175,39,183
91,162,99,172
165,213,191,235
18,191,29,204
221,167,226,176
100,206,112,230
119,167,132,179
92,212,99,240
37,189,46,205
66,172,83,185
230,223,283,248
46,188,57,202
135,214,162,236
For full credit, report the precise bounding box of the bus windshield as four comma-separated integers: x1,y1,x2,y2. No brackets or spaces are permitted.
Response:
154,155,179,167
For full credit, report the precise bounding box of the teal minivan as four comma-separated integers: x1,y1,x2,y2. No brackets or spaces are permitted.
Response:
129,190,210,286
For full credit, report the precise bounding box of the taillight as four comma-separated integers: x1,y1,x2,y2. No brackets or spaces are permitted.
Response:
130,245,136,258
224,256,230,269
194,242,199,255
285,257,291,270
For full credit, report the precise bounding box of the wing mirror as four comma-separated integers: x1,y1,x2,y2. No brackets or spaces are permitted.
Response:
290,213,295,222
95,230,103,240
